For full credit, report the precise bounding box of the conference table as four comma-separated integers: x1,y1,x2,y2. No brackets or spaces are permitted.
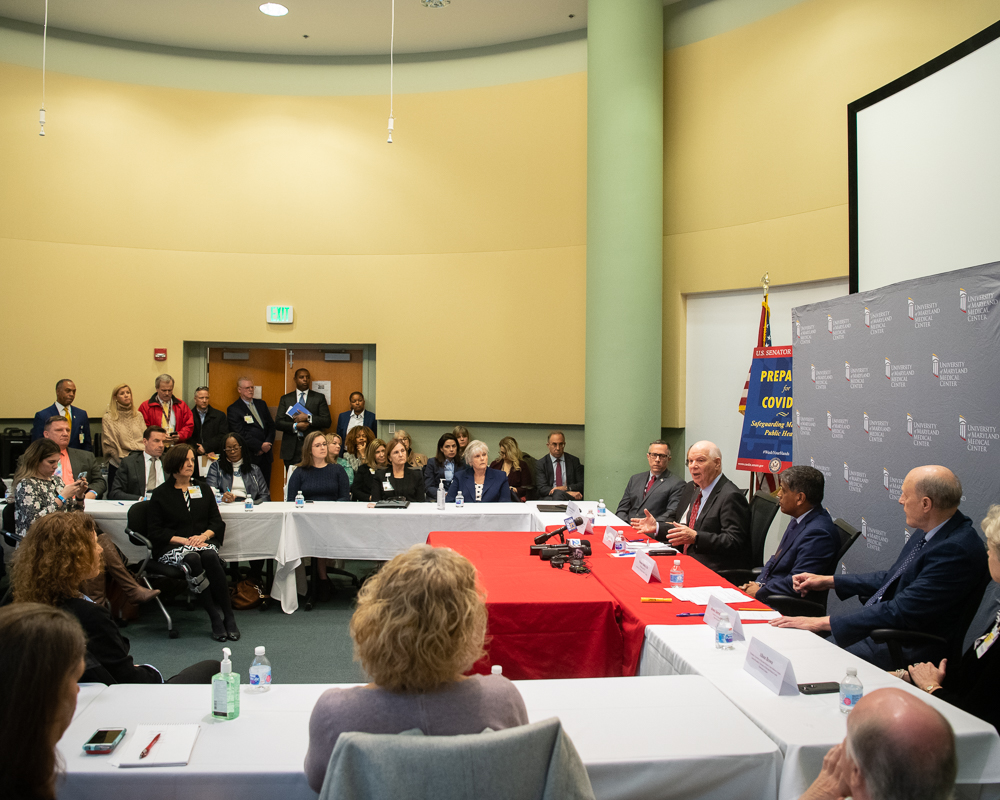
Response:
56,676,783,800
639,624,1000,800
87,499,578,613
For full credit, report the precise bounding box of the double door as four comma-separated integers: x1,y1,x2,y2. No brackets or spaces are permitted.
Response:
207,348,363,500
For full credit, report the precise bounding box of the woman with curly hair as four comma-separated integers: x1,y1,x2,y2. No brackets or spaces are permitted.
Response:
343,425,375,473
0,603,85,800
12,438,158,610
11,512,218,685
303,544,528,791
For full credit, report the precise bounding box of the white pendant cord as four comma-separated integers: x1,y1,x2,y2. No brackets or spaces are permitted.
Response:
39,0,49,136
387,0,394,143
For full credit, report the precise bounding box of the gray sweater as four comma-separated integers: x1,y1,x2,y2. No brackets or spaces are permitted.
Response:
304,674,529,791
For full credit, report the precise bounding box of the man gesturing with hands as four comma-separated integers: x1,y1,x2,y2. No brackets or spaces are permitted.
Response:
771,465,987,669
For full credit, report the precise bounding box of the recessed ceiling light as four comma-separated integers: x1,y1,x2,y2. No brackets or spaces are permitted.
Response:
421,0,450,7
259,3,289,17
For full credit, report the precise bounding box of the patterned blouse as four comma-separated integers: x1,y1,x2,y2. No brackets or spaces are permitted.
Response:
14,476,83,537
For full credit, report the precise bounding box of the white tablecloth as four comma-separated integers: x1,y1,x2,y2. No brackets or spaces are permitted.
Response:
639,624,1000,800
56,676,781,800
85,500,613,613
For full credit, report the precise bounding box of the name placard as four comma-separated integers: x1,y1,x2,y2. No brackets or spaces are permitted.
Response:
704,595,746,641
743,637,799,695
566,501,583,520
632,551,662,583
603,528,617,549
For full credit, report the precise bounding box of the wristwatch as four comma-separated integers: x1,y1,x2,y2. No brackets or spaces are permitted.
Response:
925,685,941,693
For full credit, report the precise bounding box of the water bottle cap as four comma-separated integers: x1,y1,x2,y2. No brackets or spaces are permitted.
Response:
255,646,266,656
491,664,502,675
847,667,857,676
674,559,680,564
719,612,730,621
599,499,604,503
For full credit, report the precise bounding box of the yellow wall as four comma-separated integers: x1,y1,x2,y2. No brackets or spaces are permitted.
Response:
661,0,1000,426
0,64,586,421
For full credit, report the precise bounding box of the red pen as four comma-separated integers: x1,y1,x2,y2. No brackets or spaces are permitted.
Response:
139,733,161,759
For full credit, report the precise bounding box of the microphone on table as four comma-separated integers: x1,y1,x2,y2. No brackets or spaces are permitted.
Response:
533,517,584,545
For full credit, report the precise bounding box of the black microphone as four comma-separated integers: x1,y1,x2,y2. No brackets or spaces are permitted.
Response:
533,517,585,545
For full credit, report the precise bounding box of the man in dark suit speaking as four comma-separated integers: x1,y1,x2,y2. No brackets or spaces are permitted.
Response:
772,465,988,669
276,368,332,467
636,440,750,572
740,465,839,605
617,440,684,534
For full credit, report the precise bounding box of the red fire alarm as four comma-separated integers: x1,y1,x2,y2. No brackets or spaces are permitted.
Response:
154,348,167,362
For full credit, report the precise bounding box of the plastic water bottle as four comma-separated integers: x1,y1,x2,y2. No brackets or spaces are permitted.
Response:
715,612,734,649
613,530,625,553
455,491,464,508
597,499,606,517
840,667,863,713
437,479,446,510
491,664,502,676
295,491,305,509
248,646,272,693
244,496,253,512
214,488,222,504
669,560,684,588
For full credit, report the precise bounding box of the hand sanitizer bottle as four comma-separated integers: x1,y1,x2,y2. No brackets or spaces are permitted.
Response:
212,647,240,719
437,479,446,510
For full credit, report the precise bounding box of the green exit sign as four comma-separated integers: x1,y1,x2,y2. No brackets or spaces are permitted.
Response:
266,305,294,324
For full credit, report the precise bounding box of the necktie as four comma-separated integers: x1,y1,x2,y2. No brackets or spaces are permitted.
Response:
247,401,263,428
64,406,72,430
555,459,563,487
146,457,159,491
759,518,800,584
299,392,306,405
683,492,703,554
864,534,928,606
297,393,307,437
644,474,656,495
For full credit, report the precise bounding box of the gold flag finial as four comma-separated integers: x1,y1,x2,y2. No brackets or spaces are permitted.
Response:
761,272,770,297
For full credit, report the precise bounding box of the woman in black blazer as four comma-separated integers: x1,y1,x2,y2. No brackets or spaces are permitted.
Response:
423,433,462,500
903,503,1000,734
372,438,426,503
147,444,237,642
351,439,388,502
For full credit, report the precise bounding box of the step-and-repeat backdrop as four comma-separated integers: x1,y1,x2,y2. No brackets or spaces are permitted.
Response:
792,262,1000,614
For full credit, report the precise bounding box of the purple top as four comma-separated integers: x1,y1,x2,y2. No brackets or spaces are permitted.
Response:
304,674,529,791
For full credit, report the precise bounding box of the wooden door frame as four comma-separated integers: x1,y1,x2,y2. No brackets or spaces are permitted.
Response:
183,341,377,413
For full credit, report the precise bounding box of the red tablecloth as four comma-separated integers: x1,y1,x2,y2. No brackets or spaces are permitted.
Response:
426,531,625,680
553,526,774,675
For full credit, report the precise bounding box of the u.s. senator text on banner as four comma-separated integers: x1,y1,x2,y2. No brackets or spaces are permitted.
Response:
737,345,793,472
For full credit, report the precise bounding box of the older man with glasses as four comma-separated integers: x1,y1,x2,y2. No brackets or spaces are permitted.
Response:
616,440,685,535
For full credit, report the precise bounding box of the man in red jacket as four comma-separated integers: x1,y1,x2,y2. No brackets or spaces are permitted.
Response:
139,374,193,446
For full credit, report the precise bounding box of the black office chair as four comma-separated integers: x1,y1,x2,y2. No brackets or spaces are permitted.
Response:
870,568,993,670
717,489,781,585
124,501,184,638
764,517,862,617
1,502,22,606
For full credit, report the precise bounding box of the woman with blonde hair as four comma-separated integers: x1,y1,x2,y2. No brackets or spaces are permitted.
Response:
303,544,528,791
351,438,387,502
344,425,375,472
325,432,355,486
0,602,86,800
101,383,146,488
392,429,427,469
12,512,218,685
490,436,534,502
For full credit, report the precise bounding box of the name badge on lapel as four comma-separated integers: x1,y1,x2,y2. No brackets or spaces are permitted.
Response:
244,415,254,424
187,486,203,500
382,480,393,491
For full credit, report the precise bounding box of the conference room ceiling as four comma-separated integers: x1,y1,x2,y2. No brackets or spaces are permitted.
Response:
0,0,622,57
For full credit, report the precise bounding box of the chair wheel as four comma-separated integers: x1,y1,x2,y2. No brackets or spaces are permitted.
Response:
304,601,314,611
168,629,179,639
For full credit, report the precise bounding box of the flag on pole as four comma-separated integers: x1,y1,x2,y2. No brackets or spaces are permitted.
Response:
739,294,778,493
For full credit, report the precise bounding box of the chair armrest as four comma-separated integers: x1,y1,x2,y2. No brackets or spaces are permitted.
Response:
2,531,24,549
766,594,827,617
752,567,762,578
125,529,153,551
717,569,754,585
869,629,948,646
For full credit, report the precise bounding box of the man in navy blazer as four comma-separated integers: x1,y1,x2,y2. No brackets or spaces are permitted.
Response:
740,465,840,605
335,391,377,444
31,378,91,451
616,440,685,533
226,376,275,482
772,465,989,669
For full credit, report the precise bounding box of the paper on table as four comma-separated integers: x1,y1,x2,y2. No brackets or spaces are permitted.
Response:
666,586,752,605
111,724,200,768
739,610,781,621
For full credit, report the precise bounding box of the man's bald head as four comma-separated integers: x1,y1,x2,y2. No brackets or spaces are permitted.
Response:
687,441,722,489
846,688,956,800
900,466,962,531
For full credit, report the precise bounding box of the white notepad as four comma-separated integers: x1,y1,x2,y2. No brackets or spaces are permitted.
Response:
111,724,200,768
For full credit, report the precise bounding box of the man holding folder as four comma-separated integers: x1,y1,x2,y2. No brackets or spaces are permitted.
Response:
275,368,331,468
